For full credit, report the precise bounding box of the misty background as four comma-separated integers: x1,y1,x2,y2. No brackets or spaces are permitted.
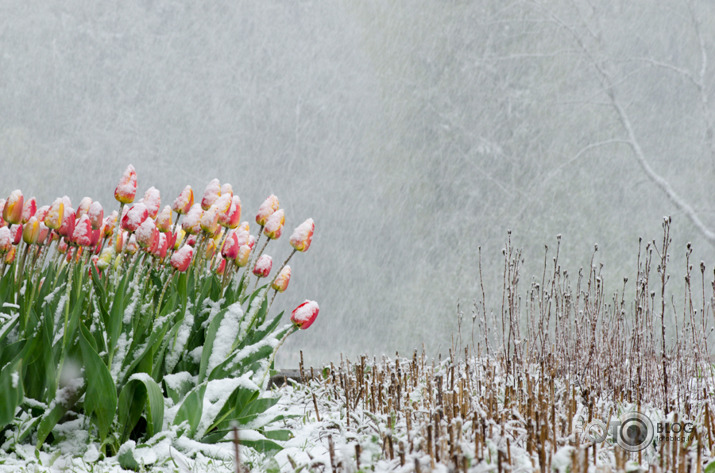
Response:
2,1,715,366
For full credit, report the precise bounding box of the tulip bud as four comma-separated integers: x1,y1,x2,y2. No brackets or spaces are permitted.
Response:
290,300,319,330
215,258,227,275
135,218,158,249
37,223,50,245
201,178,221,211
73,215,93,247
35,205,49,222
77,197,93,218
0,227,12,253
22,217,41,244
114,164,138,204
3,190,24,225
255,194,279,226
88,201,104,230
185,234,197,247
263,209,285,240
156,205,173,233
182,204,203,235
125,234,138,255
114,231,126,253
172,185,194,215
102,212,118,238
213,194,232,215
253,254,272,278
153,233,169,259
205,238,217,260
44,199,65,230
271,265,291,292
10,225,22,245
57,238,69,254
290,218,314,252
170,245,193,272
220,183,233,198
97,247,116,270
142,186,161,219
235,244,252,267
4,246,16,264
121,203,149,233
221,230,240,260
219,195,242,229
200,206,219,235
22,197,37,224
173,229,186,250
58,207,76,239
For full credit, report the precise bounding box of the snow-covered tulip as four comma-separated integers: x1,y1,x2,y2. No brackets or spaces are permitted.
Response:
235,244,252,267
135,218,158,249
125,235,139,255
200,206,219,235
156,205,173,233
73,215,93,247
3,190,24,225
102,212,118,238
77,197,92,218
215,258,226,275
271,265,291,292
57,238,69,254
22,217,41,244
172,185,194,215
290,300,319,330
170,245,193,272
219,195,241,229
221,230,240,260
290,218,314,252
10,225,22,245
185,234,197,247
88,201,104,230
96,247,114,270
205,238,217,260
44,199,64,230
35,205,49,222
263,209,285,240
37,224,50,245
173,229,186,249
255,194,279,226
4,246,16,264
22,197,37,223
121,203,149,233
0,227,12,253
114,164,137,204
201,179,221,211
153,233,169,259
182,204,203,235
253,254,272,278
143,186,161,218
58,207,76,239
114,231,126,253
0,199,5,227
220,183,233,198
213,194,232,215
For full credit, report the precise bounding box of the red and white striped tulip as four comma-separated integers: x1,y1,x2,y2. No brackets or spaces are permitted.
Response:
182,204,203,235
290,218,314,252
218,195,241,229
255,194,279,226
22,197,37,223
271,265,291,292
142,186,161,219
58,207,76,239
114,164,138,204
221,230,240,260
88,201,104,230
172,185,194,215
77,197,92,218
235,244,252,267
73,215,94,247
44,199,65,231
0,227,12,253
263,209,285,240
156,205,173,233
121,203,149,233
253,254,273,278
200,206,219,235
3,190,24,225
170,244,193,272
290,300,319,330
201,178,221,211
135,218,158,249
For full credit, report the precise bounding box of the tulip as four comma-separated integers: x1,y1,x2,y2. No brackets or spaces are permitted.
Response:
263,209,285,240
173,229,186,249
290,218,314,252
4,246,16,264
35,205,49,222
219,195,242,229
22,197,37,223
77,197,92,218
22,217,41,244
201,178,221,210
272,265,291,292
114,164,138,204
185,235,197,247
290,300,319,330
73,215,94,247
221,230,240,260
213,194,232,215
215,258,226,275
114,231,126,253
97,247,116,270
200,206,219,235
3,190,24,225
135,218,158,249
58,208,76,239
172,185,194,215
88,201,104,230
153,233,169,259
205,238,217,260
253,254,272,278
125,235,139,255
182,204,203,235
102,212,118,238
57,238,69,254
0,227,12,253
156,205,173,232
9,225,22,245
91,229,102,249
220,183,233,198
170,245,193,272
44,199,65,231
247,234,256,249
235,244,252,267
255,194,279,226
0,199,5,227
142,186,161,219
37,224,50,245
121,203,149,233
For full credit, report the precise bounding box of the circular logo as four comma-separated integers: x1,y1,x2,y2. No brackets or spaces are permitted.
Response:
617,412,654,452
583,419,608,443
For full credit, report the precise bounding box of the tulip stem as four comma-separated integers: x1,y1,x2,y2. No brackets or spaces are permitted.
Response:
258,325,298,389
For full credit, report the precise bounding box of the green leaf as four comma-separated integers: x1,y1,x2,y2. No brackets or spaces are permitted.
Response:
199,307,229,382
117,373,165,443
173,383,206,437
36,385,84,447
79,322,117,442
0,357,23,428
705,460,715,473
263,429,293,441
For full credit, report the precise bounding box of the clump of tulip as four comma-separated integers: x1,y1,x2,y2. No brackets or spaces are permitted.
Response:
0,164,320,454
